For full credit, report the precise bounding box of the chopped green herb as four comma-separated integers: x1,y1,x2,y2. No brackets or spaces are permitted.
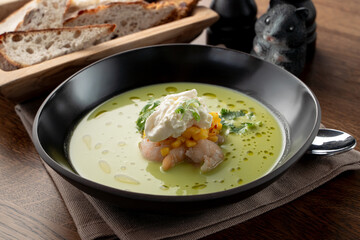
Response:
220,108,261,134
247,112,255,120
222,121,262,134
175,99,201,122
136,100,160,132
220,109,246,120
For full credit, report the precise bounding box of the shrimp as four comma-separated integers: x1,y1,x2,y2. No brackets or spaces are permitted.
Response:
216,134,225,145
162,145,186,171
138,138,170,162
139,137,224,172
185,139,224,173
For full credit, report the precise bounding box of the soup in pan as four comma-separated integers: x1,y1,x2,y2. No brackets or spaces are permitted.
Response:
67,82,285,195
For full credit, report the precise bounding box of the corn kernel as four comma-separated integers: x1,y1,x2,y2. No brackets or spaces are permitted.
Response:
190,126,201,134
182,129,192,139
178,136,186,143
192,134,201,141
210,112,218,118
183,126,200,139
193,128,209,140
185,139,197,147
160,147,170,157
208,135,218,142
171,139,182,148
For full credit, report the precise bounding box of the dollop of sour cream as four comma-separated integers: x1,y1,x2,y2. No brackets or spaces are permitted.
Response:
144,89,213,142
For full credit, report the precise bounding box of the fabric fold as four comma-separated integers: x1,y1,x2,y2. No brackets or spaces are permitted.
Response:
15,98,360,240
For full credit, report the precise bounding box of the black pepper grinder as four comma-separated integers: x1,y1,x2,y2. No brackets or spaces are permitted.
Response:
270,0,317,60
206,0,257,53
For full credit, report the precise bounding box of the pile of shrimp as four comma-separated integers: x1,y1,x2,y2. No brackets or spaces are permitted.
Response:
139,112,225,173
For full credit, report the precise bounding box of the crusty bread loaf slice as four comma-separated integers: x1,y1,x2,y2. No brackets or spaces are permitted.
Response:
0,0,37,34
16,0,70,31
0,24,115,71
64,1,177,40
165,0,199,19
65,0,138,19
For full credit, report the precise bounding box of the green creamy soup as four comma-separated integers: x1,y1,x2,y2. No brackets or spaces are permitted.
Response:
68,83,285,195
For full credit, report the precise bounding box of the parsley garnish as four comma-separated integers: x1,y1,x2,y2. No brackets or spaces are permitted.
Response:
136,100,160,132
222,121,262,134
220,109,246,120
175,99,201,122
220,108,262,134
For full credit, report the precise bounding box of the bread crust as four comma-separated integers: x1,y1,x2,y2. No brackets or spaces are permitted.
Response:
0,51,22,70
16,0,71,31
0,24,115,40
64,1,177,25
164,0,199,19
0,24,115,71
64,1,178,39
0,0,36,34
0,0,199,70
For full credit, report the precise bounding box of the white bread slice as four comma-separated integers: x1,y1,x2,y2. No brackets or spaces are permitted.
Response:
65,0,138,19
16,0,70,31
64,1,177,40
0,24,115,71
0,0,36,34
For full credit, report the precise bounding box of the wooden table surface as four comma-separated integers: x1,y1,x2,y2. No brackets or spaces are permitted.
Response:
1,0,359,239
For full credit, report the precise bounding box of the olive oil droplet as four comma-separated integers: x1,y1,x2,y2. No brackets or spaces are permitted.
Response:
160,185,169,190
129,96,141,102
227,103,235,108
192,184,207,190
102,150,109,155
82,135,92,150
203,92,216,98
99,160,111,174
114,174,140,185
94,110,107,118
165,87,177,93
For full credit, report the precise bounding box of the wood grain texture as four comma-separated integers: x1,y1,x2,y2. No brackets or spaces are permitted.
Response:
0,95,81,240
0,5,219,103
0,201,80,240
0,0,359,239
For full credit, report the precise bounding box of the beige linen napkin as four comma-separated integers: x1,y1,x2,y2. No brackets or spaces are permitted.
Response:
15,97,360,240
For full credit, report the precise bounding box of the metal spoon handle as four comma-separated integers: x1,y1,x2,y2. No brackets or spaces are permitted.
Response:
307,129,357,156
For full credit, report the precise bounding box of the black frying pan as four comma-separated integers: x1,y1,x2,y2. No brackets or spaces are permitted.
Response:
32,44,321,213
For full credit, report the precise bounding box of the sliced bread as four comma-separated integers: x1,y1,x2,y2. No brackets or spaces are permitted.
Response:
165,0,199,19
16,0,70,31
65,0,139,19
0,0,36,34
64,1,177,40
0,24,115,71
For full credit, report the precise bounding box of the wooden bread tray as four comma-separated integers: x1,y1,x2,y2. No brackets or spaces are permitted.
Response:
0,1,219,103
